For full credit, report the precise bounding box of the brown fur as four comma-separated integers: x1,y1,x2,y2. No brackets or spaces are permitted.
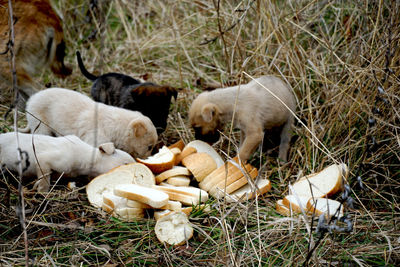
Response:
0,0,71,104
189,76,296,162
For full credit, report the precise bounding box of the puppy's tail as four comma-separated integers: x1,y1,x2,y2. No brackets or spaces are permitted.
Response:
76,51,98,81
16,126,31,133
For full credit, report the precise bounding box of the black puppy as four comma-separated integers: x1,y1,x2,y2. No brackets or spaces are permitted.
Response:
76,51,177,134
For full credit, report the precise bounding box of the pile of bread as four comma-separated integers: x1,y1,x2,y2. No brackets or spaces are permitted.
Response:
276,163,348,218
86,139,272,245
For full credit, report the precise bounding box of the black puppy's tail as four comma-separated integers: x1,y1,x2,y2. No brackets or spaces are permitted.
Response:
76,51,98,81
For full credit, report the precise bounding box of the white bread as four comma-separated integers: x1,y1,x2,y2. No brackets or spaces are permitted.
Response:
109,163,155,186
276,199,292,217
186,140,224,167
101,202,145,221
170,147,182,156
160,200,182,211
166,176,191,187
181,152,217,182
153,185,209,205
175,146,197,164
199,157,244,191
181,204,211,216
114,207,145,221
210,166,257,197
155,212,193,245
282,195,311,214
103,192,151,209
292,164,345,198
136,146,176,173
114,184,169,208
155,166,191,184
307,197,343,218
225,178,271,202
154,209,174,220
86,163,155,208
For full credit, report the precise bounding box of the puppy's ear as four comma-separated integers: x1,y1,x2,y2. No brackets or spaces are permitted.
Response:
201,103,218,123
165,86,178,100
98,142,116,155
131,119,148,138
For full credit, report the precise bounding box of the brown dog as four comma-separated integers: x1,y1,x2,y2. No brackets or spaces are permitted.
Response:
0,0,71,104
189,76,296,162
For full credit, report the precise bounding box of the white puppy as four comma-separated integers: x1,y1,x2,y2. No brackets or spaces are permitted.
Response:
189,76,296,162
22,88,158,158
0,132,135,192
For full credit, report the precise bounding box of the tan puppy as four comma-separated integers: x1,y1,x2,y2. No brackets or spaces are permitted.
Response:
0,0,72,103
0,132,134,192
189,76,295,162
22,88,158,158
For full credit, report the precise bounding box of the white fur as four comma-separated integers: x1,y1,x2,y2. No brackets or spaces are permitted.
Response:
0,132,135,192
23,88,158,158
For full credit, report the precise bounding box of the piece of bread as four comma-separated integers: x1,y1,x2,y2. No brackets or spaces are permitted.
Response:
276,199,292,216
114,184,169,208
175,146,197,165
166,176,191,187
155,212,193,245
103,192,151,209
160,200,182,211
154,209,174,220
153,185,209,206
199,157,246,192
136,146,176,173
101,202,145,221
209,165,257,197
155,166,191,184
292,164,345,198
282,195,311,214
186,140,224,167
181,204,211,216
168,139,185,151
224,178,271,202
86,163,155,208
170,147,181,156
307,198,343,218
181,152,217,182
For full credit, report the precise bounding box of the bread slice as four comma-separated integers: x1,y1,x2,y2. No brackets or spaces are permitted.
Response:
110,163,155,186
160,200,182,211
307,198,343,218
114,184,169,208
153,185,209,205
276,199,292,217
186,140,224,167
114,207,145,221
166,176,191,187
282,195,311,214
181,153,217,182
292,164,344,198
209,165,257,197
154,209,174,220
101,202,145,221
136,146,176,173
155,166,191,184
168,139,185,151
103,192,151,209
155,212,193,245
86,163,155,208
175,146,197,165
199,157,247,192
225,178,271,202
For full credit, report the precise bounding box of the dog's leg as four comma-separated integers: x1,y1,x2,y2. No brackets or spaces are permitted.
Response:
239,126,264,162
278,119,293,162
33,164,52,192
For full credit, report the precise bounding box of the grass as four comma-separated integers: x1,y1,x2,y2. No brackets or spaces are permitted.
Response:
1,0,400,266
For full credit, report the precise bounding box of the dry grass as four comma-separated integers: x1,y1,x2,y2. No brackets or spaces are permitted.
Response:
1,0,400,266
